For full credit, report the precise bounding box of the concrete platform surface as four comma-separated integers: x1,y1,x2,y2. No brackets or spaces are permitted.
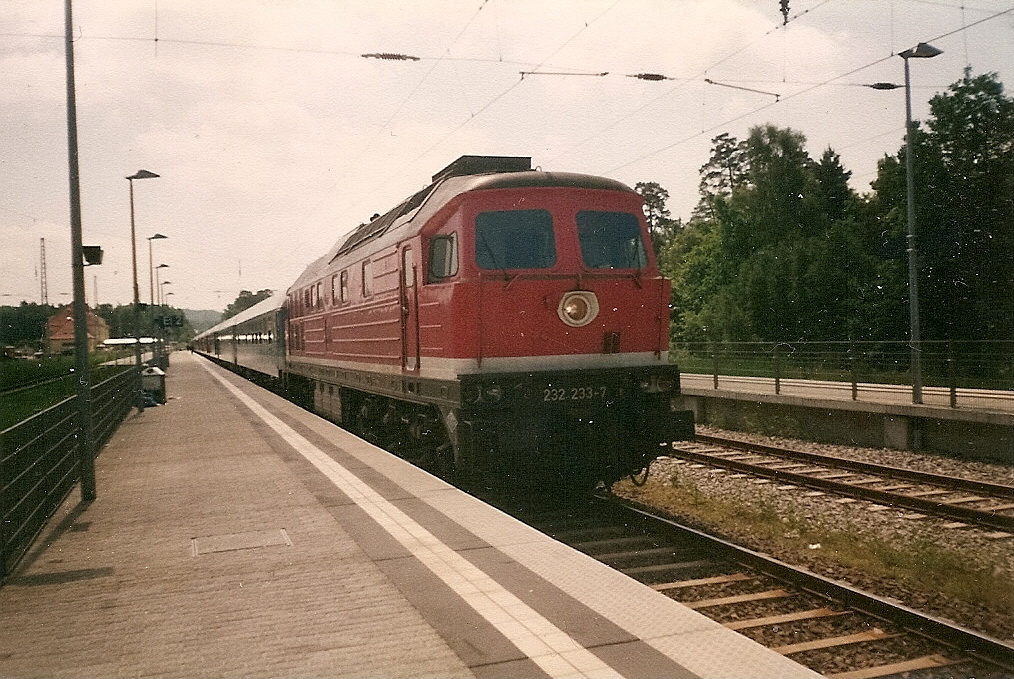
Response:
0,353,819,678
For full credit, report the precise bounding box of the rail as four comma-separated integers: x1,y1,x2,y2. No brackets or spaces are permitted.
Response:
674,340,1014,409
0,366,135,579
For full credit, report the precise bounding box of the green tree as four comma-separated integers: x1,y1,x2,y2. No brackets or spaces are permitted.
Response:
872,70,1014,341
665,124,898,343
658,219,725,341
812,147,854,223
222,289,274,321
635,181,681,256
92,302,196,342
694,132,748,221
0,303,57,349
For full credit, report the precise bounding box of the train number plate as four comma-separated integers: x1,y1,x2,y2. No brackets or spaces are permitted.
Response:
543,386,609,402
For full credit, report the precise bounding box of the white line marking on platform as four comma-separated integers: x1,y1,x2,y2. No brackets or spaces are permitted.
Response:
200,362,623,679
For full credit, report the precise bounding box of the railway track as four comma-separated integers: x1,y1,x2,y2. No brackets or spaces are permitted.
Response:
501,494,1014,679
667,435,1014,533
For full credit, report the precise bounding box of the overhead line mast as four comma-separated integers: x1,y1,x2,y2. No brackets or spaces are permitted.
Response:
40,237,49,305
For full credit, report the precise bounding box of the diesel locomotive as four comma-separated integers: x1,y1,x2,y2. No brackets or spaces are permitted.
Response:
194,155,694,489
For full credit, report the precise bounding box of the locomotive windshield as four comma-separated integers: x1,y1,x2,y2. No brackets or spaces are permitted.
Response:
576,211,648,269
475,209,556,270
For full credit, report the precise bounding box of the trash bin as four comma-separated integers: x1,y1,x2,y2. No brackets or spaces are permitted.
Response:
141,366,167,404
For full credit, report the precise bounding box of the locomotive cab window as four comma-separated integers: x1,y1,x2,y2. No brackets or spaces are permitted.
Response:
576,211,648,269
428,233,458,282
475,209,555,270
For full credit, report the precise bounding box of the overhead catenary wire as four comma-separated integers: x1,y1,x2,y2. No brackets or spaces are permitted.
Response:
5,1,1011,307
335,0,624,219
544,0,839,168
602,4,1014,177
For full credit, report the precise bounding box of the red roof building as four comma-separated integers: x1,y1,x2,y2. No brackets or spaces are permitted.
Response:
46,304,110,355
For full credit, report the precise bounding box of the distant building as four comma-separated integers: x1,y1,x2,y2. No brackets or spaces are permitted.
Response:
46,304,110,354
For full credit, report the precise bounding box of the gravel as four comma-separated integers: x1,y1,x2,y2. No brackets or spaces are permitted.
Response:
641,425,1014,642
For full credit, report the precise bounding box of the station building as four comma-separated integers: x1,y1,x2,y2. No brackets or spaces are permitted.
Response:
45,304,110,355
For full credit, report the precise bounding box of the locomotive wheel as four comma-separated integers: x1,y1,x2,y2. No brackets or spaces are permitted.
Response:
355,397,391,446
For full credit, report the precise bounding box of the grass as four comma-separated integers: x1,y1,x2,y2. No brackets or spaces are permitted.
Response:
613,471,1014,622
1,362,131,431
1,350,134,390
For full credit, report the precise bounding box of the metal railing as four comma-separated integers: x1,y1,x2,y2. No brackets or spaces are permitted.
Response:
673,340,1014,408
0,366,135,579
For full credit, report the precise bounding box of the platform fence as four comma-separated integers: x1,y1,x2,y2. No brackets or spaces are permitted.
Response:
673,340,1014,406
1,367,135,580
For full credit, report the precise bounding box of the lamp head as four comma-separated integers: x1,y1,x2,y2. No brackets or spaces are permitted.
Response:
126,169,160,181
148,232,168,241
900,42,943,59
82,246,104,266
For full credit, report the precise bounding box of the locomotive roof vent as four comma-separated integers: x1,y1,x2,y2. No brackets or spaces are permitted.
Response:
431,155,532,183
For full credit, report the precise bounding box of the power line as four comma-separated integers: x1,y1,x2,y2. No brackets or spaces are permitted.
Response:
601,4,1014,176
327,0,623,225
545,0,840,167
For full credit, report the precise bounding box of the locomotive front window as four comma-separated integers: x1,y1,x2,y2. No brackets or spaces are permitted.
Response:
475,209,556,270
576,211,648,269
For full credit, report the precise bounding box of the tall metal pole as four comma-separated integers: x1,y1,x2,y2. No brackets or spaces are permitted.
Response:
903,55,923,404
148,237,155,306
126,170,159,413
899,42,942,404
64,0,96,501
129,177,144,413
147,233,167,306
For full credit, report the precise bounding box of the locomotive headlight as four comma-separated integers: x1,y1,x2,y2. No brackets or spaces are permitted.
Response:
558,291,599,327
638,374,675,393
462,383,483,404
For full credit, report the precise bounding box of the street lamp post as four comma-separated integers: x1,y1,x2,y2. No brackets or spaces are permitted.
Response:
147,233,168,305
127,169,159,412
155,264,169,306
900,42,942,404
160,280,172,307
869,42,943,404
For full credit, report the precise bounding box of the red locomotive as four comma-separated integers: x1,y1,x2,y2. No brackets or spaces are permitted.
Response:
284,155,692,488
197,155,694,489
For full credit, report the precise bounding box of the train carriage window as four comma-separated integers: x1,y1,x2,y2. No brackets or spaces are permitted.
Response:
428,233,458,282
475,209,555,270
576,211,649,269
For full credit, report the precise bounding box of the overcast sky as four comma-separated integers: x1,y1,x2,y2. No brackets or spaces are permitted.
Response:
2,0,1011,313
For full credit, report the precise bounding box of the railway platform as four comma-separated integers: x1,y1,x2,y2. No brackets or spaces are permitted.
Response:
678,374,1013,460
0,352,819,679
